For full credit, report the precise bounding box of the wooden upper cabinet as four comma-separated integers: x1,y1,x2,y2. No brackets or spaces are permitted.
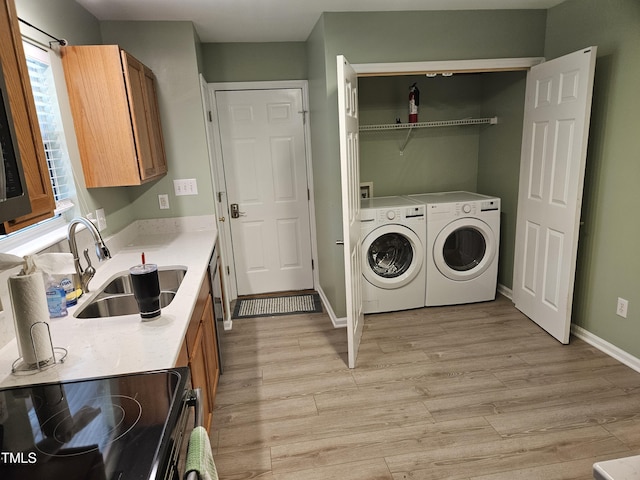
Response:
0,0,55,233
60,45,167,187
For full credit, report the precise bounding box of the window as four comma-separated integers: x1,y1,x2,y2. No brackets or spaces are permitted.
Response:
0,42,77,250
22,41,75,212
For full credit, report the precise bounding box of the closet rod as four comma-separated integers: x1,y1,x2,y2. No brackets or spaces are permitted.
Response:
18,17,67,46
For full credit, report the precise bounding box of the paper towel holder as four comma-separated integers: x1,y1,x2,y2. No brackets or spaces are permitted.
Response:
11,321,68,375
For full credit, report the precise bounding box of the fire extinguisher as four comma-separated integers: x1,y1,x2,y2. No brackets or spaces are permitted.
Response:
409,83,420,123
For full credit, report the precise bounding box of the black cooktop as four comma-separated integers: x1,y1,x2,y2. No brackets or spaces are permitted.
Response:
0,368,189,480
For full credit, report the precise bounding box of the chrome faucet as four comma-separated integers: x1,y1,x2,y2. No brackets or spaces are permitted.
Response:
67,217,111,293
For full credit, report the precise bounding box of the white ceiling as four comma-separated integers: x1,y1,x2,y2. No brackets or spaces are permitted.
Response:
75,0,566,43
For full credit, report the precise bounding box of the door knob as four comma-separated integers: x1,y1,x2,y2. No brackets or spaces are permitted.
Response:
230,203,246,218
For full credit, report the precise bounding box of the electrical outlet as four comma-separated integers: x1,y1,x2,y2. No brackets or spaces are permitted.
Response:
96,208,107,231
173,178,198,196
158,194,170,210
617,297,629,318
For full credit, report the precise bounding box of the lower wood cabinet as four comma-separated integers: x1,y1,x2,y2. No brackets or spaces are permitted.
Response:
175,275,220,432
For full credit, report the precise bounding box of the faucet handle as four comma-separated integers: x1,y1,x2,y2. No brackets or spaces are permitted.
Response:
82,249,96,293
83,249,93,269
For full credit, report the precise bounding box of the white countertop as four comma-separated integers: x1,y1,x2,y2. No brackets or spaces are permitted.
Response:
594,455,640,480
0,229,216,390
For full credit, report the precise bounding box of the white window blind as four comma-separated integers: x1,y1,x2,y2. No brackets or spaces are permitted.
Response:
22,41,75,210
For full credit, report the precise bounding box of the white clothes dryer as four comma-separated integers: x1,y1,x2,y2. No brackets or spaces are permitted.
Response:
407,191,501,307
361,196,426,314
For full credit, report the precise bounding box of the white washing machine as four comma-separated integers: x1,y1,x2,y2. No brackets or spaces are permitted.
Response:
407,191,501,307
361,196,426,314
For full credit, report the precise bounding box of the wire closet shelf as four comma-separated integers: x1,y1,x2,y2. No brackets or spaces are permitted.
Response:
359,116,498,154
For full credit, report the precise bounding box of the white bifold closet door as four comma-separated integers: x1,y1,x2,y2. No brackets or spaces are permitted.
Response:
513,47,597,344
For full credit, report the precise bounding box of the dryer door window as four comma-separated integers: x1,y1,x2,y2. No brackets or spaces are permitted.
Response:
368,233,413,278
362,224,424,289
443,227,486,272
433,218,497,281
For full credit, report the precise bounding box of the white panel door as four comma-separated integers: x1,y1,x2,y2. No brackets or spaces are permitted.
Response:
216,89,313,296
337,55,364,369
513,47,597,343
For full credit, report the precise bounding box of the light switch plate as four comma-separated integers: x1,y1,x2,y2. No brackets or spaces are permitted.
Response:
174,178,198,196
96,208,107,231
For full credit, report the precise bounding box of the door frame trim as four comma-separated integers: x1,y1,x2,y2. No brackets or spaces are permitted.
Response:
206,80,318,306
352,57,545,76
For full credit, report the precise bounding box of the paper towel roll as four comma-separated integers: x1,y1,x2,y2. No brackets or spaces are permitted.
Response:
8,272,54,367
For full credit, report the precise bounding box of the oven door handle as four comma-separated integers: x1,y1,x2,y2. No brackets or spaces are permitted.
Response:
185,388,203,428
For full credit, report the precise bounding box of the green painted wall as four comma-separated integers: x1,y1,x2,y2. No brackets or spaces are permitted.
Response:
359,74,483,197
200,42,306,82
478,72,527,290
14,2,215,235
21,2,640,365
306,16,348,319
310,10,547,317
359,71,527,292
100,21,215,223
15,0,137,235
544,0,640,355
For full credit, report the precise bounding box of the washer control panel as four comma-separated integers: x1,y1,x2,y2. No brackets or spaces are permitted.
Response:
361,205,425,225
378,205,424,222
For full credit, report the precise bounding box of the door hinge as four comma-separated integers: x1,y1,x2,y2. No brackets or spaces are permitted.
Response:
298,110,308,125
217,191,223,202
307,188,310,201
208,110,213,122
311,259,314,270
226,266,230,275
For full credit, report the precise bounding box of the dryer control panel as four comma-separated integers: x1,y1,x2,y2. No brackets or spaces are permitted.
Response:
480,199,500,212
455,202,478,216
426,198,500,220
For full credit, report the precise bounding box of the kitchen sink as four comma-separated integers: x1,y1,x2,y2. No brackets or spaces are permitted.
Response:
101,268,187,295
75,267,187,319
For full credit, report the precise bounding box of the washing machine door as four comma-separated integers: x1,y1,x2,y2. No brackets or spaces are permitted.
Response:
433,218,497,281
362,224,424,289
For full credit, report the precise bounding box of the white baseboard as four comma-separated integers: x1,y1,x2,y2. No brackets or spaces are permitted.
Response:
318,283,640,376
499,283,640,374
316,285,347,328
323,283,512,330
571,324,640,374
497,283,513,300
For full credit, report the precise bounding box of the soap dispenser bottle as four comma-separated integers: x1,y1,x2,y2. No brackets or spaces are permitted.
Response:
46,276,68,318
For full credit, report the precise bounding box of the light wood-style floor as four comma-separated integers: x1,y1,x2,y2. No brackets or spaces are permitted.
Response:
210,295,640,479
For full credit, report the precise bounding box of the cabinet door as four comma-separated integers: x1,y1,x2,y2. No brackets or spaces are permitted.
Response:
202,294,220,412
121,52,155,180
0,0,55,233
189,322,212,432
143,66,167,177
61,45,140,187
121,52,167,181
